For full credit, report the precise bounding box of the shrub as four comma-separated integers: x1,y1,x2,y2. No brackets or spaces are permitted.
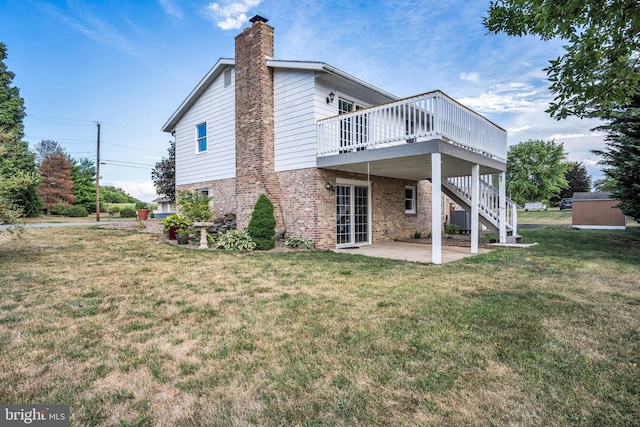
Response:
216,230,256,252
285,236,314,249
413,231,422,239
247,194,276,250
445,223,460,235
120,208,136,218
50,202,68,216
66,206,89,217
109,206,121,215
177,190,214,222
161,214,191,232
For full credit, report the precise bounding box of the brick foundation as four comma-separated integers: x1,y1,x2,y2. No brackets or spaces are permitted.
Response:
176,178,236,217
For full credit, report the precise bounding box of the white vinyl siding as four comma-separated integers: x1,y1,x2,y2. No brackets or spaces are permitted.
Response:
175,68,235,185
274,70,317,171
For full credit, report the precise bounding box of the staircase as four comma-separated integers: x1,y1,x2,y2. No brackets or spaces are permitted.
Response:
442,175,520,243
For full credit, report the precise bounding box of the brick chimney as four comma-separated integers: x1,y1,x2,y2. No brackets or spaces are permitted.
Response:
234,15,284,232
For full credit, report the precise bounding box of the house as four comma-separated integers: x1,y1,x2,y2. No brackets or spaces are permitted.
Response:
151,196,175,219
572,192,626,229
162,15,517,263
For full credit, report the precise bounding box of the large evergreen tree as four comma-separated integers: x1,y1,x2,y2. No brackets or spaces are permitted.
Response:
506,139,568,206
0,42,25,139
71,157,96,212
593,92,640,221
484,0,639,119
151,140,176,202
0,42,42,221
558,161,591,199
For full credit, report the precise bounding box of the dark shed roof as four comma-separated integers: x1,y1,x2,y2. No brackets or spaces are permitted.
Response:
572,192,614,200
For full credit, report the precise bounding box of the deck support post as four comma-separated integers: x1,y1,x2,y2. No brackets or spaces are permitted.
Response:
431,153,442,264
471,164,480,254
499,172,507,243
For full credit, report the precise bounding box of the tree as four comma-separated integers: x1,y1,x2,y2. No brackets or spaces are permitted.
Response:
558,161,591,199
71,158,96,212
592,92,640,221
151,140,175,202
247,194,276,250
38,152,75,213
100,185,140,204
593,176,617,193
484,0,640,119
0,134,42,217
506,139,568,206
0,44,41,221
176,190,213,222
34,139,65,164
0,134,40,224
0,42,26,139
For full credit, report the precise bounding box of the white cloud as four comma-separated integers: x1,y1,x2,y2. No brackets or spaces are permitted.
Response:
158,0,183,18
460,72,480,83
204,0,262,30
104,180,157,203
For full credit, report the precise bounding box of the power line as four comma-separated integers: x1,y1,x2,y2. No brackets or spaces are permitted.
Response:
102,159,155,167
100,162,153,170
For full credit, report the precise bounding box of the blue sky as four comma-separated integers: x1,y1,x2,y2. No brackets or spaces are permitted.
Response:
1,0,605,202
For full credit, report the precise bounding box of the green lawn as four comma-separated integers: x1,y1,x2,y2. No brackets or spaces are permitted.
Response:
0,226,638,426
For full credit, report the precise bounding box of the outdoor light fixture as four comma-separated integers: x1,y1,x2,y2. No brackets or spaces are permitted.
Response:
326,91,335,104
325,182,335,191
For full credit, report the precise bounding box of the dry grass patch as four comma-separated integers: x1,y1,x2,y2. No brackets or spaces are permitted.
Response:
0,226,638,426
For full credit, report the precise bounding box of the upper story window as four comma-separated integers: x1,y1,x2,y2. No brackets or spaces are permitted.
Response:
196,123,207,152
405,185,416,214
339,98,367,152
224,69,232,88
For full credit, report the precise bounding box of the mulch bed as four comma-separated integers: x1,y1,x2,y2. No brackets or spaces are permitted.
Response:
396,233,493,249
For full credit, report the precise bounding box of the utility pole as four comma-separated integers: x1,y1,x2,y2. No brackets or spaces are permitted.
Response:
96,122,101,221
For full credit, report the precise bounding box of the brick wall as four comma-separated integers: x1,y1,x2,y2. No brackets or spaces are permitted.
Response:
234,20,285,231
275,168,433,249
176,178,236,217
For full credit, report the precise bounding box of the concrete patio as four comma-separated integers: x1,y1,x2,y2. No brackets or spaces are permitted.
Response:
333,241,491,264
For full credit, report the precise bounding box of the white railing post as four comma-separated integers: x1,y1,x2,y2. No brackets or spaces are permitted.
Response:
432,153,442,264
471,165,480,254
499,172,507,243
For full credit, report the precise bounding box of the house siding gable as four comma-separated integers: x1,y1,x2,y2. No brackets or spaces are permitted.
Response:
175,68,235,186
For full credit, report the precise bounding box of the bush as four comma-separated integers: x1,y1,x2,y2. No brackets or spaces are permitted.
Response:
120,208,136,218
285,236,314,249
247,194,276,250
109,206,121,215
413,231,422,239
66,206,89,217
216,230,256,252
445,223,460,235
50,202,68,216
177,190,213,222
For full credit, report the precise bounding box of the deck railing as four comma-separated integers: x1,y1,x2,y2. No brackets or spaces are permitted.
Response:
444,174,518,234
317,90,507,161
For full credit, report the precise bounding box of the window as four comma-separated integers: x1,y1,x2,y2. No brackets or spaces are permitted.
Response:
196,123,207,152
339,98,367,152
224,69,232,88
405,185,416,214
198,188,209,197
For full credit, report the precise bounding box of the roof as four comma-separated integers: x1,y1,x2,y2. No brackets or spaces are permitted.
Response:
162,58,234,132
161,59,398,133
152,196,172,203
572,192,615,201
